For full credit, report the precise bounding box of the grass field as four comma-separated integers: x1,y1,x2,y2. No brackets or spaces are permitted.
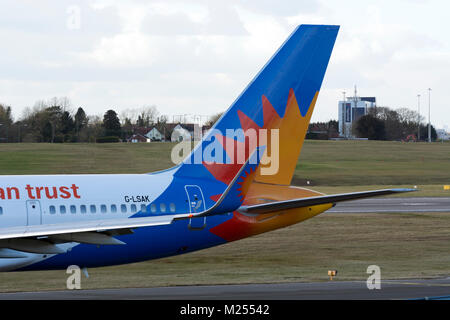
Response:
0,140,449,292
294,140,450,187
1,140,449,195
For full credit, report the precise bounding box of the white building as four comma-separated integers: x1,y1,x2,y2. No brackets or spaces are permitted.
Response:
171,124,192,142
436,129,450,141
338,95,376,138
129,134,150,143
145,127,163,141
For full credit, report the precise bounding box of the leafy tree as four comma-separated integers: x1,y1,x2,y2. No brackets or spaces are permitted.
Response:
0,104,13,142
121,117,133,140
355,114,386,140
0,104,13,125
83,115,103,143
371,107,401,140
306,120,339,140
102,109,121,137
74,107,88,132
366,106,436,141
419,124,437,141
61,111,75,133
43,106,64,142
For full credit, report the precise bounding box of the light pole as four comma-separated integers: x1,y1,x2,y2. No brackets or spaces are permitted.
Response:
428,88,432,143
417,94,420,141
342,91,346,137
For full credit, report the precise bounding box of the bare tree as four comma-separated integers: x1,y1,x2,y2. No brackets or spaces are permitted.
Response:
138,105,159,127
204,112,223,127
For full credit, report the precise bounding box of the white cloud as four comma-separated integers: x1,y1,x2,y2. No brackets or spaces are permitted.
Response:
79,33,159,68
1,0,450,129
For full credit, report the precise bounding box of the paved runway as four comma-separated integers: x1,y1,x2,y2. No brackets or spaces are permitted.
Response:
328,197,450,213
1,278,450,300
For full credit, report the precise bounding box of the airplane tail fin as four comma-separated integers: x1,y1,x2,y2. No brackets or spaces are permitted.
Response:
175,24,339,189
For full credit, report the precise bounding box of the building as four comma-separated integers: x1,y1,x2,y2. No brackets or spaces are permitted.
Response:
338,88,376,138
128,134,150,143
436,129,450,141
171,124,191,142
129,123,206,143
180,123,202,141
169,123,202,142
145,127,163,141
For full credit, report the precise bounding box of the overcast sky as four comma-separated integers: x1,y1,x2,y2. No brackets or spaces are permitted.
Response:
0,0,448,129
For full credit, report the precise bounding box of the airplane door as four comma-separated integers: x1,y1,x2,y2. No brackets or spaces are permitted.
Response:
26,200,42,226
185,185,206,230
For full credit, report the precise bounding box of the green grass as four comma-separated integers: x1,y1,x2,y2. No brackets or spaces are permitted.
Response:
0,140,449,292
1,140,449,187
293,140,450,187
0,142,176,175
312,184,450,197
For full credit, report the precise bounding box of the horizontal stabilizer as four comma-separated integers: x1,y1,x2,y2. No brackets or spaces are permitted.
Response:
240,188,417,214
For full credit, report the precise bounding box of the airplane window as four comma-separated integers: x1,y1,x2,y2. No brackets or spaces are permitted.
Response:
0,207,2,215
70,205,76,214
160,203,166,213
131,204,137,212
111,205,117,213
60,205,66,214
90,205,96,213
150,204,156,213
170,203,176,212
49,206,56,214
121,204,127,213
142,204,147,213
101,205,107,213
80,205,86,214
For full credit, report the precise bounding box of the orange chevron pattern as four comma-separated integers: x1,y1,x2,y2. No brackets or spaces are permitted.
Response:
209,90,327,241
203,89,317,186
236,167,256,201
255,89,319,185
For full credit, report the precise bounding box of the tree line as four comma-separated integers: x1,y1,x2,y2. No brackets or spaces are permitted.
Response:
306,106,437,141
355,106,437,141
0,97,169,143
0,98,437,143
